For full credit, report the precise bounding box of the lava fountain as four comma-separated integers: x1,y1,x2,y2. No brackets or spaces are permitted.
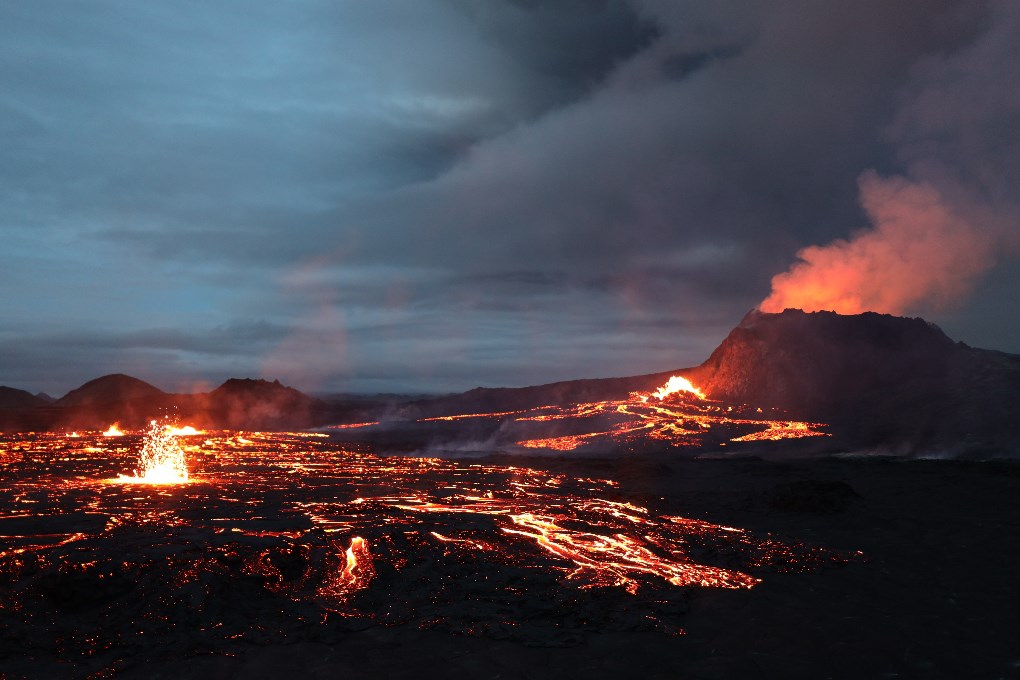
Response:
113,420,190,484
102,423,125,437
648,375,707,401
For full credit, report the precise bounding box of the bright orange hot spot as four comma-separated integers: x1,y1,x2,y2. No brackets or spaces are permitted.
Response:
165,425,203,436
102,423,125,437
651,375,706,401
317,535,376,608
112,419,189,485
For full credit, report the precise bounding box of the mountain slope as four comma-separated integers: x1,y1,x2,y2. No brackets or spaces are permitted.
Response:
0,386,49,410
56,374,165,407
192,378,327,429
402,309,1020,454
686,309,1020,451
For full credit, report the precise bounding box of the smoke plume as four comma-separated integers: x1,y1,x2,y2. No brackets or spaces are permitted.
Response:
760,172,996,315
762,0,1019,317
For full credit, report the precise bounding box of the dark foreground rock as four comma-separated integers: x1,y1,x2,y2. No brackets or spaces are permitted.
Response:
768,479,861,514
3,451,1018,680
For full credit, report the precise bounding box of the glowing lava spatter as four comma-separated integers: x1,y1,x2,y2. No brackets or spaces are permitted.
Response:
649,375,706,401
165,425,203,436
102,423,125,437
113,420,190,484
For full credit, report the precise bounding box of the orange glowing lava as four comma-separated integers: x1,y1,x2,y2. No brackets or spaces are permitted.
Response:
113,420,189,484
0,429,859,649
317,535,376,608
102,423,125,437
506,376,828,451
327,422,380,430
165,425,203,436
650,375,706,401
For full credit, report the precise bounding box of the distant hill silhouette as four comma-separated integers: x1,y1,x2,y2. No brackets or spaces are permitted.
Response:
2,311,1019,454
0,386,49,410
56,374,165,407
196,378,325,430
0,375,331,432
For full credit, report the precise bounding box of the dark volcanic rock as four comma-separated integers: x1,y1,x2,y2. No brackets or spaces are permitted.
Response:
689,309,958,412
39,563,135,612
768,480,860,514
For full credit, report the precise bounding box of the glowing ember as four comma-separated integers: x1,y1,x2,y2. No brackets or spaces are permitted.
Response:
165,425,203,436
650,375,707,401
113,420,189,484
102,423,124,437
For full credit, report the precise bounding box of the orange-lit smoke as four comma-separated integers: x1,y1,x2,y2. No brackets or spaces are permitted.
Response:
760,172,996,315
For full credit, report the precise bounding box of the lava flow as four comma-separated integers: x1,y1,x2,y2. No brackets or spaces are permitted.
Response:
496,375,828,451
0,429,856,660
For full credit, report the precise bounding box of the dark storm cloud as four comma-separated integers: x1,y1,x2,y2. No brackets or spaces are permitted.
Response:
1,0,1017,395
449,0,658,100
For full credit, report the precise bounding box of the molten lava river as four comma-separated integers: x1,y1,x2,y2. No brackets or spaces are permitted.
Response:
0,418,854,666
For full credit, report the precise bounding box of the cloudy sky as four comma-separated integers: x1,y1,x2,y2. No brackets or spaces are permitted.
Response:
2,0,1018,396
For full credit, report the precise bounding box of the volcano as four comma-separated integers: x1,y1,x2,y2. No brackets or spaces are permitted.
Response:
396,309,1020,456
686,309,1020,453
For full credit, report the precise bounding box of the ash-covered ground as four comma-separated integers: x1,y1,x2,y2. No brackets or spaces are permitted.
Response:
1,430,1018,679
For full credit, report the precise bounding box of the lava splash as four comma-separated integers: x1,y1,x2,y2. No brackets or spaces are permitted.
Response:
112,420,190,484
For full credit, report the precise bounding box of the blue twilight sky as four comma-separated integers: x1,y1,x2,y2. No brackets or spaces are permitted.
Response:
2,0,1019,396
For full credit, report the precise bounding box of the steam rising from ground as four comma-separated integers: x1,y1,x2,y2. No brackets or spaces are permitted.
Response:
760,173,996,315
